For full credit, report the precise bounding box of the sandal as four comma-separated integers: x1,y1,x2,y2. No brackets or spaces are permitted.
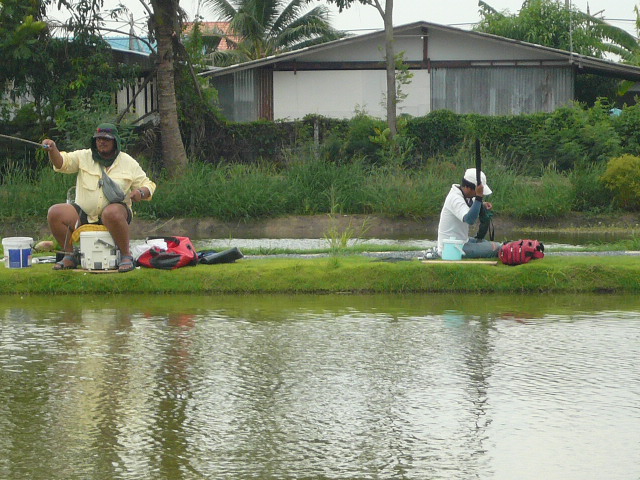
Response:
118,255,135,273
53,253,79,270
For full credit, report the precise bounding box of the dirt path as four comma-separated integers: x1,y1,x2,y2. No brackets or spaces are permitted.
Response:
3,213,640,241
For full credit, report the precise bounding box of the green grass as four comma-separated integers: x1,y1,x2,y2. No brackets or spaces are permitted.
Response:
0,154,602,224
2,255,639,295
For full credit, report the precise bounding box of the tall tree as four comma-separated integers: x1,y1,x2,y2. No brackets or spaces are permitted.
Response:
147,0,189,171
316,0,397,137
202,0,344,66
476,0,640,104
45,0,190,173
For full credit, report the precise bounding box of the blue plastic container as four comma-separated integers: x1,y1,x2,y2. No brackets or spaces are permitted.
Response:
441,238,465,261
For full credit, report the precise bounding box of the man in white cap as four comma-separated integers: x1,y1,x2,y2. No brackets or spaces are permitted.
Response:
436,168,501,258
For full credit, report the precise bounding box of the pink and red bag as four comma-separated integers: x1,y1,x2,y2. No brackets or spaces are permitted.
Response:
136,236,199,270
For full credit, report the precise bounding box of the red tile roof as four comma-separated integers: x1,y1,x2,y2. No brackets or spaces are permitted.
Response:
183,22,238,50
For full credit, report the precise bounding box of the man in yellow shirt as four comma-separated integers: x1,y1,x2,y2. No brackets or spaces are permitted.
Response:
43,123,156,273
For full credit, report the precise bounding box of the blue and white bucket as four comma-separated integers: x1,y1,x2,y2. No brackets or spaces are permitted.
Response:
2,237,33,269
442,238,465,261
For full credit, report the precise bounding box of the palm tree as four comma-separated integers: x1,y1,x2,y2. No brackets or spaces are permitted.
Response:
201,0,345,66
148,0,189,172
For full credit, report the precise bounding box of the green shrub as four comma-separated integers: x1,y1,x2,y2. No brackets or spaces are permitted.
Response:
600,154,640,210
406,110,469,158
527,102,621,172
611,103,640,156
342,112,385,161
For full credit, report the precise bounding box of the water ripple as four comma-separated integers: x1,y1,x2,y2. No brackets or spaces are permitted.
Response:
1,298,639,479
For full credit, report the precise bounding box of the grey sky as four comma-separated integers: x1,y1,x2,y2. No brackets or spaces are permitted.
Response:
49,0,640,37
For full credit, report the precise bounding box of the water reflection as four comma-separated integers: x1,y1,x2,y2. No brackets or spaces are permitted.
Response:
1,294,639,480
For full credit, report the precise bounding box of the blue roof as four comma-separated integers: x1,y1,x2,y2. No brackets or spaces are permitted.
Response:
104,36,154,54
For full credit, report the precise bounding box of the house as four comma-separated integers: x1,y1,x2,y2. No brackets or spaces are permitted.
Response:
200,21,640,122
104,37,157,124
3,37,157,124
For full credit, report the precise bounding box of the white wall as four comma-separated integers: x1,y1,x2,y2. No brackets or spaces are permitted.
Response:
273,69,430,120
115,78,156,120
428,29,564,61
303,34,425,63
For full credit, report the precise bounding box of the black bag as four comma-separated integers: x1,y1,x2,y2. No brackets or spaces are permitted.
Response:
198,247,244,265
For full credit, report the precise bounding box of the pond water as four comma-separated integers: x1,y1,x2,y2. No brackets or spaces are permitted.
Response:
1,294,639,480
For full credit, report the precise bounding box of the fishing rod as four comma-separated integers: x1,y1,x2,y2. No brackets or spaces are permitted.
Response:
0,133,48,149
475,138,482,186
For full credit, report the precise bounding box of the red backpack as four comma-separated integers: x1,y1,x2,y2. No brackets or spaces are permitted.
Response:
499,239,544,266
136,236,199,270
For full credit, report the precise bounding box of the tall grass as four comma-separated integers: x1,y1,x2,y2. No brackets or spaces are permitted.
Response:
0,148,590,223
0,166,74,219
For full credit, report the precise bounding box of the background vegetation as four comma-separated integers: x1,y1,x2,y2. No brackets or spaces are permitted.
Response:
3,0,640,226
3,98,640,224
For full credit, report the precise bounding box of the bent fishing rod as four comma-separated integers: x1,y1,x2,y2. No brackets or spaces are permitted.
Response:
0,133,49,148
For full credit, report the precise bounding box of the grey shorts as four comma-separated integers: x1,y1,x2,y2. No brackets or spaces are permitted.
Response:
463,238,501,258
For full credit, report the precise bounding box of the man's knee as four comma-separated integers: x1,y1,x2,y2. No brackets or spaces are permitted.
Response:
48,203,76,222
100,203,129,224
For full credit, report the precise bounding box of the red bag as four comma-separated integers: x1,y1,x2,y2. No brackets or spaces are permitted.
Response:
137,236,199,270
499,239,544,266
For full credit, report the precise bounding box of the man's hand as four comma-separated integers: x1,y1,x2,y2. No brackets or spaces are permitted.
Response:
42,139,63,169
131,189,148,202
476,184,484,197
484,202,493,210
42,139,58,151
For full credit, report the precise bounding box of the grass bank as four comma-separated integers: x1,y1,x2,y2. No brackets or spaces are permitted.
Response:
0,154,601,224
1,255,639,295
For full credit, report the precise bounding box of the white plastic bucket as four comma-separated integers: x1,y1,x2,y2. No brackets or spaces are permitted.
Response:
442,238,465,261
2,237,33,269
80,231,120,270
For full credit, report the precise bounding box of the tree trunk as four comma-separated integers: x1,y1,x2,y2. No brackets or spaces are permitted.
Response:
383,0,397,138
150,0,188,173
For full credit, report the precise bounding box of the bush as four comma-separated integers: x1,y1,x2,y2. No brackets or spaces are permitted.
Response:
526,102,621,172
611,103,640,156
341,113,386,161
600,154,640,210
406,110,469,158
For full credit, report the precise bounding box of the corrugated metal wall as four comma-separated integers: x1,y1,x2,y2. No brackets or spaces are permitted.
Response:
212,69,273,122
431,67,574,115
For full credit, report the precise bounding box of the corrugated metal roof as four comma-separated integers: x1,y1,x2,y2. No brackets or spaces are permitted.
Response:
104,36,153,55
199,21,640,82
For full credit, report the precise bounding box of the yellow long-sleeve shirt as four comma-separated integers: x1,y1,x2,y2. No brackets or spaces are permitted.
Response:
54,149,156,224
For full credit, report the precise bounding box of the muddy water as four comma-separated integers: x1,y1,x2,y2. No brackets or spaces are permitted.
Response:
1,293,639,480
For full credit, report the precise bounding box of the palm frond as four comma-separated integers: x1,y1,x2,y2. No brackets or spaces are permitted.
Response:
272,0,308,33
203,0,342,63
201,0,239,22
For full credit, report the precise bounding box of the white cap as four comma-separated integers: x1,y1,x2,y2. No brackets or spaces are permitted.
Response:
463,168,492,195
